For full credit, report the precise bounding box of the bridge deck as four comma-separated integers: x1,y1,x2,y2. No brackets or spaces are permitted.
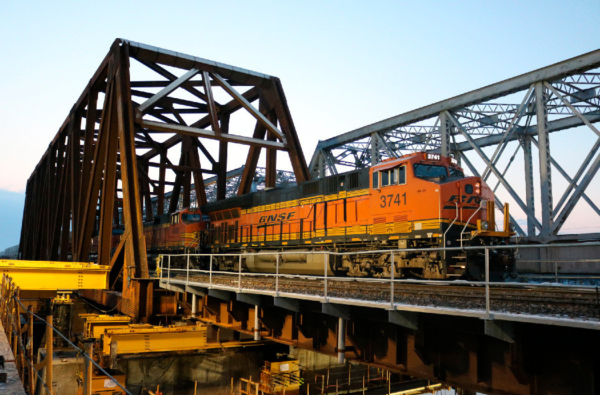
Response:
160,271,600,331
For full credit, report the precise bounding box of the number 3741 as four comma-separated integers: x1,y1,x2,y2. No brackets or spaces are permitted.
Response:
380,193,406,208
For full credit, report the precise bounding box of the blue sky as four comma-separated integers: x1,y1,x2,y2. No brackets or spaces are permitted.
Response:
1,1,599,249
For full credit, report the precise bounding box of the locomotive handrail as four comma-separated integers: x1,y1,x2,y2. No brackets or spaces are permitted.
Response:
162,240,600,256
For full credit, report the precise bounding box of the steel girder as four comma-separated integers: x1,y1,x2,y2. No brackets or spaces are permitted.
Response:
309,50,600,242
19,39,309,319
194,292,600,395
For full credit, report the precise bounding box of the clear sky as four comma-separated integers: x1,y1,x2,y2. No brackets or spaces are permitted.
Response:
1,1,599,249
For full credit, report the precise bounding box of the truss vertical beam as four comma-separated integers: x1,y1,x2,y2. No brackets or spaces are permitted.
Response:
520,136,536,236
370,133,380,165
535,82,553,236
216,114,229,201
439,111,450,156
265,111,278,189
115,42,149,319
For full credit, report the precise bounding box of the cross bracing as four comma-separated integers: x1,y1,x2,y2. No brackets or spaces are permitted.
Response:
309,49,600,242
147,166,297,216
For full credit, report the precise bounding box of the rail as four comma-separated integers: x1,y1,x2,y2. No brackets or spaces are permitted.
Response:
158,242,600,329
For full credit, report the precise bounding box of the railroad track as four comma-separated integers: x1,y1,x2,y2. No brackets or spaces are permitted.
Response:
168,273,600,319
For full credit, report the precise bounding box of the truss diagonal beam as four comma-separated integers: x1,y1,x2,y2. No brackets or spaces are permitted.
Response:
448,111,542,232
211,73,284,141
137,68,200,113
459,152,526,236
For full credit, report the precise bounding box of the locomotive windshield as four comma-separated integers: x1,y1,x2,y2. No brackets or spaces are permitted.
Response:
182,214,202,223
413,164,448,183
449,167,464,178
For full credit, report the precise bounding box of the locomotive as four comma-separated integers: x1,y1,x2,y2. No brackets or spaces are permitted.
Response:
100,152,515,280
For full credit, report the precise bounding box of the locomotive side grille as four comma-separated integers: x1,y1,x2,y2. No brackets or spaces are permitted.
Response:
394,214,408,222
372,217,387,234
348,173,359,189
302,181,320,196
328,177,338,194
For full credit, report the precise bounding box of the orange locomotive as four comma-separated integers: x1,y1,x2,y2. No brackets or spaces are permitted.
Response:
199,152,516,280
91,209,208,257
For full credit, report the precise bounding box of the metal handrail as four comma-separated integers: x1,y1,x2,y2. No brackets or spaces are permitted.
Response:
159,241,600,323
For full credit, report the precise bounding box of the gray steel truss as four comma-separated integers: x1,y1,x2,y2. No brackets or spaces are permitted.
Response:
309,50,600,242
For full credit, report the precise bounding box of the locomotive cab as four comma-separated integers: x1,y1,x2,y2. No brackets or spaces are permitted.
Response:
368,152,515,280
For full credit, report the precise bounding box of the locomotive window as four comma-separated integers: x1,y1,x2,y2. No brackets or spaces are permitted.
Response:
395,166,406,185
414,164,448,183
215,211,224,221
182,214,202,223
231,209,240,218
222,210,232,220
372,172,379,189
209,213,217,221
449,167,464,178
381,171,389,186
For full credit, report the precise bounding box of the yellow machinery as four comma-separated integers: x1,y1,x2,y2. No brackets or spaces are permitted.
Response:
76,314,262,395
52,291,76,348
241,359,302,395
0,260,109,290
261,360,301,395
77,370,127,395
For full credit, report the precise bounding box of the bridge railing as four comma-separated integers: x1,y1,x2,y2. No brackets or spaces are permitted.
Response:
157,242,600,322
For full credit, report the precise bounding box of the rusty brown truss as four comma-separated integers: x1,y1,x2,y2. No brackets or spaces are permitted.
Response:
19,39,310,320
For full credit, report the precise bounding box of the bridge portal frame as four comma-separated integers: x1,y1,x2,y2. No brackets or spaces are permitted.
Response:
19,39,310,320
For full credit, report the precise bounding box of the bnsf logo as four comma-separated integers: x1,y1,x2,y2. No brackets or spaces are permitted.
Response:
448,195,482,204
259,212,295,223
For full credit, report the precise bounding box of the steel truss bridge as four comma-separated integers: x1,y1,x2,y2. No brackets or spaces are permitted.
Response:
309,50,600,243
18,40,600,316
19,39,310,320
15,38,600,395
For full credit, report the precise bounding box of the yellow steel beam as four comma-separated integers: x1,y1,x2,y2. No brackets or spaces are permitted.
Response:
0,260,108,290
101,323,262,355
80,314,132,339
103,324,209,355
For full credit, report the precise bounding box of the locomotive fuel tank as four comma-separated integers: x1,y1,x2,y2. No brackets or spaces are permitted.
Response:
245,250,335,276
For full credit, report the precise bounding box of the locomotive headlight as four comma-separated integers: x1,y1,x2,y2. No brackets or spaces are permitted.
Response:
481,220,489,230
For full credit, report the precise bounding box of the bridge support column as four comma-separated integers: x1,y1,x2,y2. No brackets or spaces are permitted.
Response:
254,305,261,341
337,317,345,364
191,293,197,317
